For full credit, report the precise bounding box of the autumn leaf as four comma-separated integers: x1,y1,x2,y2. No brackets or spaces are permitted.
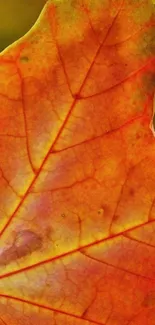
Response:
0,0,155,324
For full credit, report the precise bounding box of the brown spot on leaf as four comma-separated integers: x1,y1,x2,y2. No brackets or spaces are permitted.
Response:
20,56,29,62
0,230,42,266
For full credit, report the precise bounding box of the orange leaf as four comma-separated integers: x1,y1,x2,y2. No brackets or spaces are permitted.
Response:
0,0,155,324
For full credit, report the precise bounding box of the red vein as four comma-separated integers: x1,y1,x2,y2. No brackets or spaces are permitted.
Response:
0,317,8,325
0,218,155,281
103,21,155,48
123,233,155,248
80,251,155,281
0,3,123,240
0,294,104,325
80,57,155,100
85,10,100,44
148,196,155,220
0,167,21,198
51,93,152,155
16,65,37,174
32,176,94,194
0,134,25,138
108,156,150,235
53,36,74,97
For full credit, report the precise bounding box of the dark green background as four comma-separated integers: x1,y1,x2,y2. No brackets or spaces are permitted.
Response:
0,0,47,52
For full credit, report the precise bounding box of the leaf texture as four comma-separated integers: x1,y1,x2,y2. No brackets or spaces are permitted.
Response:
0,0,155,324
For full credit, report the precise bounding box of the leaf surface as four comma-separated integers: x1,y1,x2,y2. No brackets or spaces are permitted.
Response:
0,0,155,324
